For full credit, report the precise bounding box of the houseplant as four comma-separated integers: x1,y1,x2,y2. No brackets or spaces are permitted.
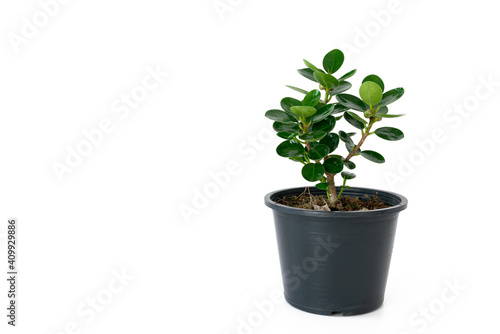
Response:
264,49,408,316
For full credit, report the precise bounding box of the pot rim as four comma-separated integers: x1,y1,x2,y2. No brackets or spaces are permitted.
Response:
264,186,408,218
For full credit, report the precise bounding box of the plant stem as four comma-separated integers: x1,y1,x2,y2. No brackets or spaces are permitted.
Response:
326,118,376,205
326,172,337,204
338,177,347,197
300,117,312,150
344,118,375,162
324,89,331,104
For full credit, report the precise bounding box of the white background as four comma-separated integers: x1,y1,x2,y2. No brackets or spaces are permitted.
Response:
1,0,499,333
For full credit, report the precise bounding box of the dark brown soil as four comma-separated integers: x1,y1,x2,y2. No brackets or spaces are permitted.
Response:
277,188,390,211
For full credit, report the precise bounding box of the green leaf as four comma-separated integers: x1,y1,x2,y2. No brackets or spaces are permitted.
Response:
362,74,385,92
265,109,298,124
342,159,356,169
273,122,299,133
280,97,302,113
315,101,325,109
290,156,305,163
332,103,348,114
346,143,361,155
303,59,321,72
302,163,325,182
319,133,340,153
359,81,383,106
313,72,339,90
290,106,317,117
374,127,404,141
276,141,304,158
307,142,330,160
341,171,356,180
310,104,334,123
328,154,344,160
297,68,319,83
315,182,329,190
372,113,405,119
323,49,344,74
344,111,366,130
302,89,321,107
378,88,405,106
338,130,354,145
338,69,357,81
324,157,344,174
378,106,389,114
276,131,295,139
336,94,368,111
329,81,352,95
312,116,336,133
299,131,327,142
360,150,385,163
285,85,308,94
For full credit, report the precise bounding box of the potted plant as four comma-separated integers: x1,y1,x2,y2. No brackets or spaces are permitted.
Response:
264,49,408,316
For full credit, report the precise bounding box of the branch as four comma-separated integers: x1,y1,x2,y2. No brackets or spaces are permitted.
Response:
344,118,375,162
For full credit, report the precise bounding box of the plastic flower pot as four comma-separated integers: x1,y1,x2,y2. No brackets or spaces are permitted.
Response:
264,186,408,316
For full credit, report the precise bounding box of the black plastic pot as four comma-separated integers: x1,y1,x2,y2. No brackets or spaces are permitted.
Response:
264,186,407,316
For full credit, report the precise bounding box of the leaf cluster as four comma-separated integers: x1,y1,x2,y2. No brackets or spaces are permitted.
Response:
265,49,405,195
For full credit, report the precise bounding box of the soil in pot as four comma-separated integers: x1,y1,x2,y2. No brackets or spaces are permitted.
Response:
277,187,389,211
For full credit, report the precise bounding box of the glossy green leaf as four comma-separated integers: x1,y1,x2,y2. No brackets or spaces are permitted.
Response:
280,97,302,112
360,150,385,163
265,109,297,124
303,59,321,72
374,127,404,141
372,113,405,119
297,68,319,83
319,133,340,153
338,130,354,145
310,104,334,123
378,88,405,106
378,106,389,114
273,122,300,133
302,163,325,182
336,94,368,111
323,49,344,74
285,85,308,94
276,131,295,140
332,103,348,114
341,171,356,180
344,111,367,130
329,81,352,95
290,106,317,117
313,71,339,90
324,157,344,174
346,143,361,155
299,131,327,142
276,141,304,158
338,69,357,81
328,154,344,160
315,101,325,109
342,159,356,169
289,156,305,163
315,182,329,190
362,74,385,92
307,142,330,160
312,116,336,133
302,89,322,107
359,81,383,106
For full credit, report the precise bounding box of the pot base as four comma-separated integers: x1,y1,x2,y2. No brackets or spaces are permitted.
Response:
284,294,383,316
